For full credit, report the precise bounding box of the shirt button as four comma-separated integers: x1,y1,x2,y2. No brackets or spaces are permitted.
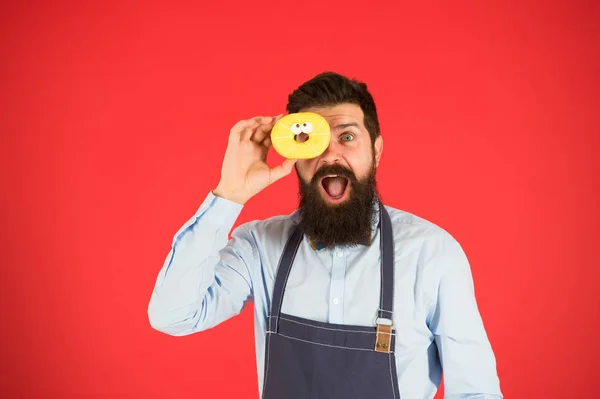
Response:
333,298,340,305
336,251,344,257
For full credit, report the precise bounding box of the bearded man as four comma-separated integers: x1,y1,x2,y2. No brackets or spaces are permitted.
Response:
148,72,503,399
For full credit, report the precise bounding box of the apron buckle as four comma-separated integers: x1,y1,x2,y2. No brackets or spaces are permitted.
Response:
374,318,393,353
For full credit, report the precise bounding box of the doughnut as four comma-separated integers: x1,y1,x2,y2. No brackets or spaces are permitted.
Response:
270,112,331,159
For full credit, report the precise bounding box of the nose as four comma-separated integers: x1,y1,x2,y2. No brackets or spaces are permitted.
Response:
319,139,342,164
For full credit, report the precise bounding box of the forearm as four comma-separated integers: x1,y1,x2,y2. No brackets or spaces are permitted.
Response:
147,191,250,336
436,333,503,399
428,235,503,398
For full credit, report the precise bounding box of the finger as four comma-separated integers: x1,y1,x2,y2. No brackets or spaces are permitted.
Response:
268,158,298,184
250,124,270,143
255,113,286,145
252,115,276,124
241,116,274,141
271,113,285,128
261,135,272,148
240,124,258,142
251,116,281,143
230,119,259,142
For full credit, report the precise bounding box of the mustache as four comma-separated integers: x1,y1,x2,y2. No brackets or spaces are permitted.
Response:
311,164,357,185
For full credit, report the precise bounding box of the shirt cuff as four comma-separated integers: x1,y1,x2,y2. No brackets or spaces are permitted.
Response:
196,191,244,230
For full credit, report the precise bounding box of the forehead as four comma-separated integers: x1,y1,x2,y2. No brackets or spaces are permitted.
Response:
299,103,365,129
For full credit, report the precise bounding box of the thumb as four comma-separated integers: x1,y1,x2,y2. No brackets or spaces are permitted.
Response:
269,158,297,184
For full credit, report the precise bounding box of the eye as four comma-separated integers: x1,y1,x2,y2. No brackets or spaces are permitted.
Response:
341,133,354,141
300,121,313,133
290,123,302,135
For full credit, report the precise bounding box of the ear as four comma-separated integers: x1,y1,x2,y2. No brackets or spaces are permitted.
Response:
373,136,383,167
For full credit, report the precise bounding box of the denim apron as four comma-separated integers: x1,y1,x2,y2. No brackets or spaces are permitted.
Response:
262,202,400,398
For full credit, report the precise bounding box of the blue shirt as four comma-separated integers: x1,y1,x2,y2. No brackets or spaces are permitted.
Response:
147,192,503,398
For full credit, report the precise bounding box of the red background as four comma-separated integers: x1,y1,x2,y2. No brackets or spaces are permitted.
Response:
2,1,599,398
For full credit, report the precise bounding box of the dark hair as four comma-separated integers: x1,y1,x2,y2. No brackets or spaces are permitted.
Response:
286,72,381,144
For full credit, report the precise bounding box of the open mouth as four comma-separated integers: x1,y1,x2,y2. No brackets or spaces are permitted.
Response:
320,175,350,202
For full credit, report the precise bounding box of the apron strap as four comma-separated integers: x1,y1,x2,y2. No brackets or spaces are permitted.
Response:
268,223,304,333
377,201,395,322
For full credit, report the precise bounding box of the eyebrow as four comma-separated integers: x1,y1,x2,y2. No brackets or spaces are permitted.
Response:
333,122,360,130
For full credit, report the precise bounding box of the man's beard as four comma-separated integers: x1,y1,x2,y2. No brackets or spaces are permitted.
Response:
297,162,380,249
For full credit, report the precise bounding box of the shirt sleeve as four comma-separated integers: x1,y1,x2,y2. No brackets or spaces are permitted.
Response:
147,191,258,336
428,234,503,398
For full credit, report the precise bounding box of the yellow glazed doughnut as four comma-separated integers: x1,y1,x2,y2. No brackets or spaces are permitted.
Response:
270,112,331,159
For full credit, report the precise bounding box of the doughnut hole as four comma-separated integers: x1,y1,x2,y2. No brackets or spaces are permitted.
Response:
294,133,309,143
